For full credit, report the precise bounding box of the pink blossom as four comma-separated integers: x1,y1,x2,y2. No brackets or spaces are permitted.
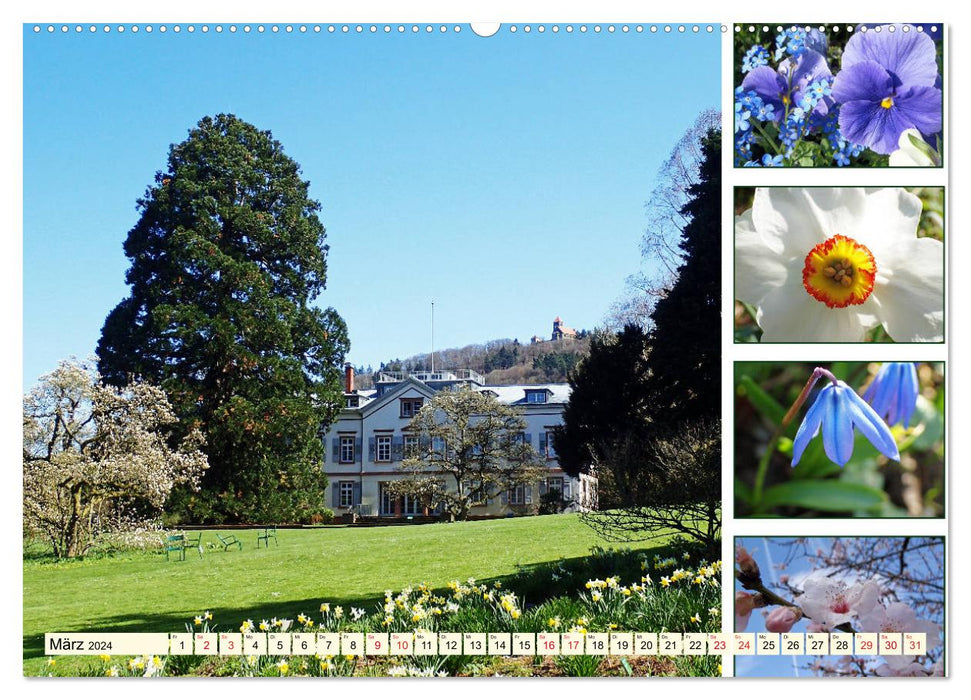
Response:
859,601,941,672
765,606,802,633
735,591,756,631
798,575,880,628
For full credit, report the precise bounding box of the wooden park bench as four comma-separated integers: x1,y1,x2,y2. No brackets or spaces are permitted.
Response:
216,533,242,551
257,526,278,549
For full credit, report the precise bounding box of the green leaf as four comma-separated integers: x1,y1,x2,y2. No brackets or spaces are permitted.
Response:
737,375,786,426
734,477,753,505
760,480,885,513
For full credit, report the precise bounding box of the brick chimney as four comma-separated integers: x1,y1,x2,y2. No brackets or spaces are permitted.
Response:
344,363,355,393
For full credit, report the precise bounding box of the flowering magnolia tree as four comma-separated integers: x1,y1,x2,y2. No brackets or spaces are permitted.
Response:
734,187,943,343
388,387,546,521
23,358,209,557
735,362,943,517
734,537,943,677
734,25,943,167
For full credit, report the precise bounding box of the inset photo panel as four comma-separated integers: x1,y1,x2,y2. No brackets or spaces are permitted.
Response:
733,23,943,168
733,536,944,677
734,187,944,343
734,361,944,518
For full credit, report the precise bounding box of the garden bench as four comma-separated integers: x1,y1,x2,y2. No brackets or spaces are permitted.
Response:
165,534,186,561
257,526,278,548
183,532,204,558
217,533,242,551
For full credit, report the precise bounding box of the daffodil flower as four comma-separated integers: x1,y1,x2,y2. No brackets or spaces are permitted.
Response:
736,188,943,342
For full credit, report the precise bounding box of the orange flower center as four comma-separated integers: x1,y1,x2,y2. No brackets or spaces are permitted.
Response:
802,234,877,308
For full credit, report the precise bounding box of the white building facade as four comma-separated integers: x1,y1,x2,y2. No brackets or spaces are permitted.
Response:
322,367,597,519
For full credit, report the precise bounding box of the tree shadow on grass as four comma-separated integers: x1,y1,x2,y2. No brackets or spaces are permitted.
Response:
25,540,718,661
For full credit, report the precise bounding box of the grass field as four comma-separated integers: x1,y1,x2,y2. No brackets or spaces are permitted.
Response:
24,514,681,675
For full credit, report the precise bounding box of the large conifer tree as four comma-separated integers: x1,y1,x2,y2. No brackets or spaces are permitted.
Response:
97,114,349,523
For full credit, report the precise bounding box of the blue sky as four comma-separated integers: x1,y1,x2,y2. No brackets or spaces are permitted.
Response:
23,25,718,387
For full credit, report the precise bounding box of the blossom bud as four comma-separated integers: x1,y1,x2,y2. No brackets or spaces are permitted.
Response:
735,592,756,632
735,546,761,584
765,606,802,633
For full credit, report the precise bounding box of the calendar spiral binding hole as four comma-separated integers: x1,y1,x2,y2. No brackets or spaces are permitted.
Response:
733,23,940,34
33,23,730,36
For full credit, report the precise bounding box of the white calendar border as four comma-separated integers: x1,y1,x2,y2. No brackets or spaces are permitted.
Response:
7,0,964,695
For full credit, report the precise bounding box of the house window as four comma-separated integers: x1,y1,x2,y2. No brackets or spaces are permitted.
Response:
381,484,423,516
403,435,419,458
464,481,486,506
338,481,355,508
339,436,356,463
509,485,532,505
376,435,392,462
400,398,424,418
547,476,564,496
525,390,549,404
544,431,557,459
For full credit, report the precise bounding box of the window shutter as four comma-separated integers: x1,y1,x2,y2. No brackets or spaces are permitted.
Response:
332,438,340,463
501,490,508,505
392,435,404,462
525,485,533,505
524,433,532,447
368,437,375,463
539,479,548,496
331,483,340,507
354,437,362,463
563,480,571,498
539,433,547,455
352,482,362,506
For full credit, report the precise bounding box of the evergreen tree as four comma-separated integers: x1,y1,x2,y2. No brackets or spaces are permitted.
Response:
97,114,349,523
644,130,721,424
552,325,652,479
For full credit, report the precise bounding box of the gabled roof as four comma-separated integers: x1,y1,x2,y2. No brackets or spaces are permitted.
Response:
358,375,437,418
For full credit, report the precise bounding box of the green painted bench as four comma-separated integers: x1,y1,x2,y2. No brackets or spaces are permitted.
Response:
257,526,278,549
165,532,203,560
217,533,242,551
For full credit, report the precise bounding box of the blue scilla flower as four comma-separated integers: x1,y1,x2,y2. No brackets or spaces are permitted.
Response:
792,380,900,467
742,44,770,73
833,150,851,167
761,154,784,167
863,363,920,427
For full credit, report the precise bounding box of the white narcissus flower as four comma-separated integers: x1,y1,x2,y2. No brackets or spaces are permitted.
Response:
889,129,941,167
858,601,941,672
735,188,943,342
797,576,880,629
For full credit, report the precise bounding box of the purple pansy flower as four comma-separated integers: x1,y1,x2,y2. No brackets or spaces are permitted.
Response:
741,49,833,122
831,27,942,155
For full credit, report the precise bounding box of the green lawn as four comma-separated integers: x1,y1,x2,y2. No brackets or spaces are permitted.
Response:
24,514,666,674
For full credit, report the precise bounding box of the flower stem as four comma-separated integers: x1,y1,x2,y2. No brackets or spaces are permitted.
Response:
752,367,837,509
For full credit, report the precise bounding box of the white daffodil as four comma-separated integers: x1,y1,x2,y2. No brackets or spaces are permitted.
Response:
797,575,880,629
736,188,943,342
889,129,941,167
